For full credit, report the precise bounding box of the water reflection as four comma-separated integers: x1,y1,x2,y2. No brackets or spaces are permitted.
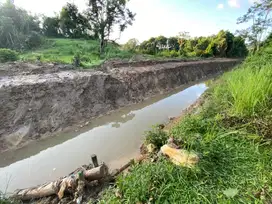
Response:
0,80,203,168
111,113,135,128
0,80,208,193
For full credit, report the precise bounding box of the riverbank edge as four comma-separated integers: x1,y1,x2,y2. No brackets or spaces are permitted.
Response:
0,59,240,153
97,51,272,203
91,88,210,203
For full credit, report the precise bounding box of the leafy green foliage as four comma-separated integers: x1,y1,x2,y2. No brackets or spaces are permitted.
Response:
144,127,168,149
42,16,62,38
72,51,81,67
20,38,134,67
0,1,40,50
59,3,90,39
123,38,139,51
137,30,248,58
237,0,272,52
42,3,91,39
158,50,179,58
85,0,135,54
0,48,18,62
25,31,43,49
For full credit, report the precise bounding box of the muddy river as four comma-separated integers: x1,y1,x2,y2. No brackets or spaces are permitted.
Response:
0,82,207,194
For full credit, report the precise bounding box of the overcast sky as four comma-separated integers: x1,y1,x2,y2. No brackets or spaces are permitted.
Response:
3,0,257,43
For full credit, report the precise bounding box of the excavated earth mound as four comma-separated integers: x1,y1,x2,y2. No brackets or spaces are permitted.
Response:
0,58,241,152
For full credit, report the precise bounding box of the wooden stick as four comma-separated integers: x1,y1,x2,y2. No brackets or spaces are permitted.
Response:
91,154,99,167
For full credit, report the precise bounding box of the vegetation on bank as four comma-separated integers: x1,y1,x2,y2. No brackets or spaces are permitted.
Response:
131,30,248,58
19,29,247,67
1,0,271,66
98,37,272,203
19,38,135,67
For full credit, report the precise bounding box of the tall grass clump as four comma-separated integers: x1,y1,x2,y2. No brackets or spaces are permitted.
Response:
212,53,272,117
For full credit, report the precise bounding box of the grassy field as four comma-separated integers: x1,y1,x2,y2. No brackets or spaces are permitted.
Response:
20,38,135,67
98,44,272,203
20,38,204,68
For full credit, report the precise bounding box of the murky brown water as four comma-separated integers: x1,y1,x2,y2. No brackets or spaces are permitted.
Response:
0,82,207,194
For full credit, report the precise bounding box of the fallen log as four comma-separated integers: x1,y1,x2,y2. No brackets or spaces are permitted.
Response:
13,164,108,201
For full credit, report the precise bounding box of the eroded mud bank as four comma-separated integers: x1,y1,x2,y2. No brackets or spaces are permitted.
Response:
0,59,241,152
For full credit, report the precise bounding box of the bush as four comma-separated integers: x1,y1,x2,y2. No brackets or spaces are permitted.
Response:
145,126,168,149
158,50,180,58
25,31,43,49
123,38,139,51
72,52,81,67
0,49,18,63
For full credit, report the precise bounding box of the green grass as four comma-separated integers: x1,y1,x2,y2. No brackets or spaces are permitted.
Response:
20,38,135,67
20,38,205,68
98,44,272,203
212,53,272,117
0,192,14,204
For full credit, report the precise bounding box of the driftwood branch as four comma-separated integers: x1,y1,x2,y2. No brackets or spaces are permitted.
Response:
13,164,108,201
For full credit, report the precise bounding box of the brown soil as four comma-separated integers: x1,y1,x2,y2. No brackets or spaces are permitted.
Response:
0,58,241,153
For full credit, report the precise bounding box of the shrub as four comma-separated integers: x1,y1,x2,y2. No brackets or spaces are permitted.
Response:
123,38,139,51
145,126,168,149
0,49,18,63
158,50,180,58
25,31,43,49
169,50,179,57
72,52,81,67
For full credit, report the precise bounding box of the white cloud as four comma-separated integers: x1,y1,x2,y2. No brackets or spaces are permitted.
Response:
228,0,240,8
217,3,224,9
248,0,261,4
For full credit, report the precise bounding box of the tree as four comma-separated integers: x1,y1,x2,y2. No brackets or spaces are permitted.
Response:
167,37,179,51
59,3,90,38
139,37,158,54
194,37,211,57
123,38,139,51
0,0,41,49
231,36,248,57
237,0,272,52
85,0,135,54
43,16,62,37
206,30,248,58
156,36,168,50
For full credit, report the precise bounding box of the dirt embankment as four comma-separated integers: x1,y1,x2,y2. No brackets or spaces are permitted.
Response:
0,59,241,152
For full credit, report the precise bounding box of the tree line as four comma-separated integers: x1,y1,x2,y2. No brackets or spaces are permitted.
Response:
124,30,248,58
0,0,271,56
